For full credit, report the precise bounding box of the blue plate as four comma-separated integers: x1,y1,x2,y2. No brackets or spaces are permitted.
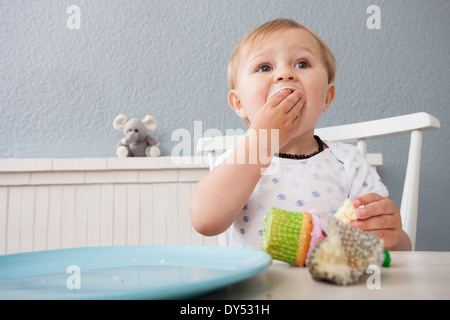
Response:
0,245,271,300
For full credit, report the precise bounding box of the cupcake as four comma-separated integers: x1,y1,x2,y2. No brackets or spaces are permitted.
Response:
261,207,323,266
335,199,357,224
307,214,386,285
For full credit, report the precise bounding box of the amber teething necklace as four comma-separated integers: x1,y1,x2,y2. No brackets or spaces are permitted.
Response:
274,135,324,160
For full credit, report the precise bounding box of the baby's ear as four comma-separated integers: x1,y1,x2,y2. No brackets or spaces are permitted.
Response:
323,83,336,113
228,90,247,119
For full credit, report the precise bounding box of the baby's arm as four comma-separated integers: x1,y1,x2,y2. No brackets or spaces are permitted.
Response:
189,134,268,236
189,89,305,236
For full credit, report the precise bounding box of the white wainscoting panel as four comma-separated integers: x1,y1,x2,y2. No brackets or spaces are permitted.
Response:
0,157,218,255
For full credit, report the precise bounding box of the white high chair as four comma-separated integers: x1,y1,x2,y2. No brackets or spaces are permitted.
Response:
196,112,440,250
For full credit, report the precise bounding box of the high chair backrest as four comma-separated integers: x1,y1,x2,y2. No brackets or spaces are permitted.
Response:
196,112,440,250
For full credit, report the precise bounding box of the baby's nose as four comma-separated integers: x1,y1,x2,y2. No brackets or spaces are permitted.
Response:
274,67,296,82
277,75,294,81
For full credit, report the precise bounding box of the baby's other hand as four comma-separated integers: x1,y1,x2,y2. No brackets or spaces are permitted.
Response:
351,193,402,249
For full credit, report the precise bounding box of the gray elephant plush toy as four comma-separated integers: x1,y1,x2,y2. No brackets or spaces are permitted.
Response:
113,114,161,157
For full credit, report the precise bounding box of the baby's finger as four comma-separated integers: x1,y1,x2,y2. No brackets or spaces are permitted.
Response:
351,214,400,231
352,193,385,219
355,198,394,220
265,88,293,108
352,193,383,207
288,95,305,125
292,93,306,114
276,90,303,114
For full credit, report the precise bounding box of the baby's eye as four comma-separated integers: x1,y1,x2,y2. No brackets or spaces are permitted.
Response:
295,60,310,69
256,64,272,72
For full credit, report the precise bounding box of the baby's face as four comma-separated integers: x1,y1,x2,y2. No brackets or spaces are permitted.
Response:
230,28,334,136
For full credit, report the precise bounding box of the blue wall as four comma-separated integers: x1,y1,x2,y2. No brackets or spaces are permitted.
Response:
1,0,449,250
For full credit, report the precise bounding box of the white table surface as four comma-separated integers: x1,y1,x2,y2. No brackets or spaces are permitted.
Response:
202,251,450,299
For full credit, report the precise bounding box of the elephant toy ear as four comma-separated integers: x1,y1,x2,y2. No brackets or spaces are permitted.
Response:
113,114,128,131
142,115,157,131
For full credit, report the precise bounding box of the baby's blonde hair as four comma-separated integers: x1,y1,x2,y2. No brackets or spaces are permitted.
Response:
227,18,336,90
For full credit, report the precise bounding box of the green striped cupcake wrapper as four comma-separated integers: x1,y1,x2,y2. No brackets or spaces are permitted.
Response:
261,208,305,265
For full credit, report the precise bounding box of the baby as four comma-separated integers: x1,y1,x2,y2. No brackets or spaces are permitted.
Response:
189,18,411,251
